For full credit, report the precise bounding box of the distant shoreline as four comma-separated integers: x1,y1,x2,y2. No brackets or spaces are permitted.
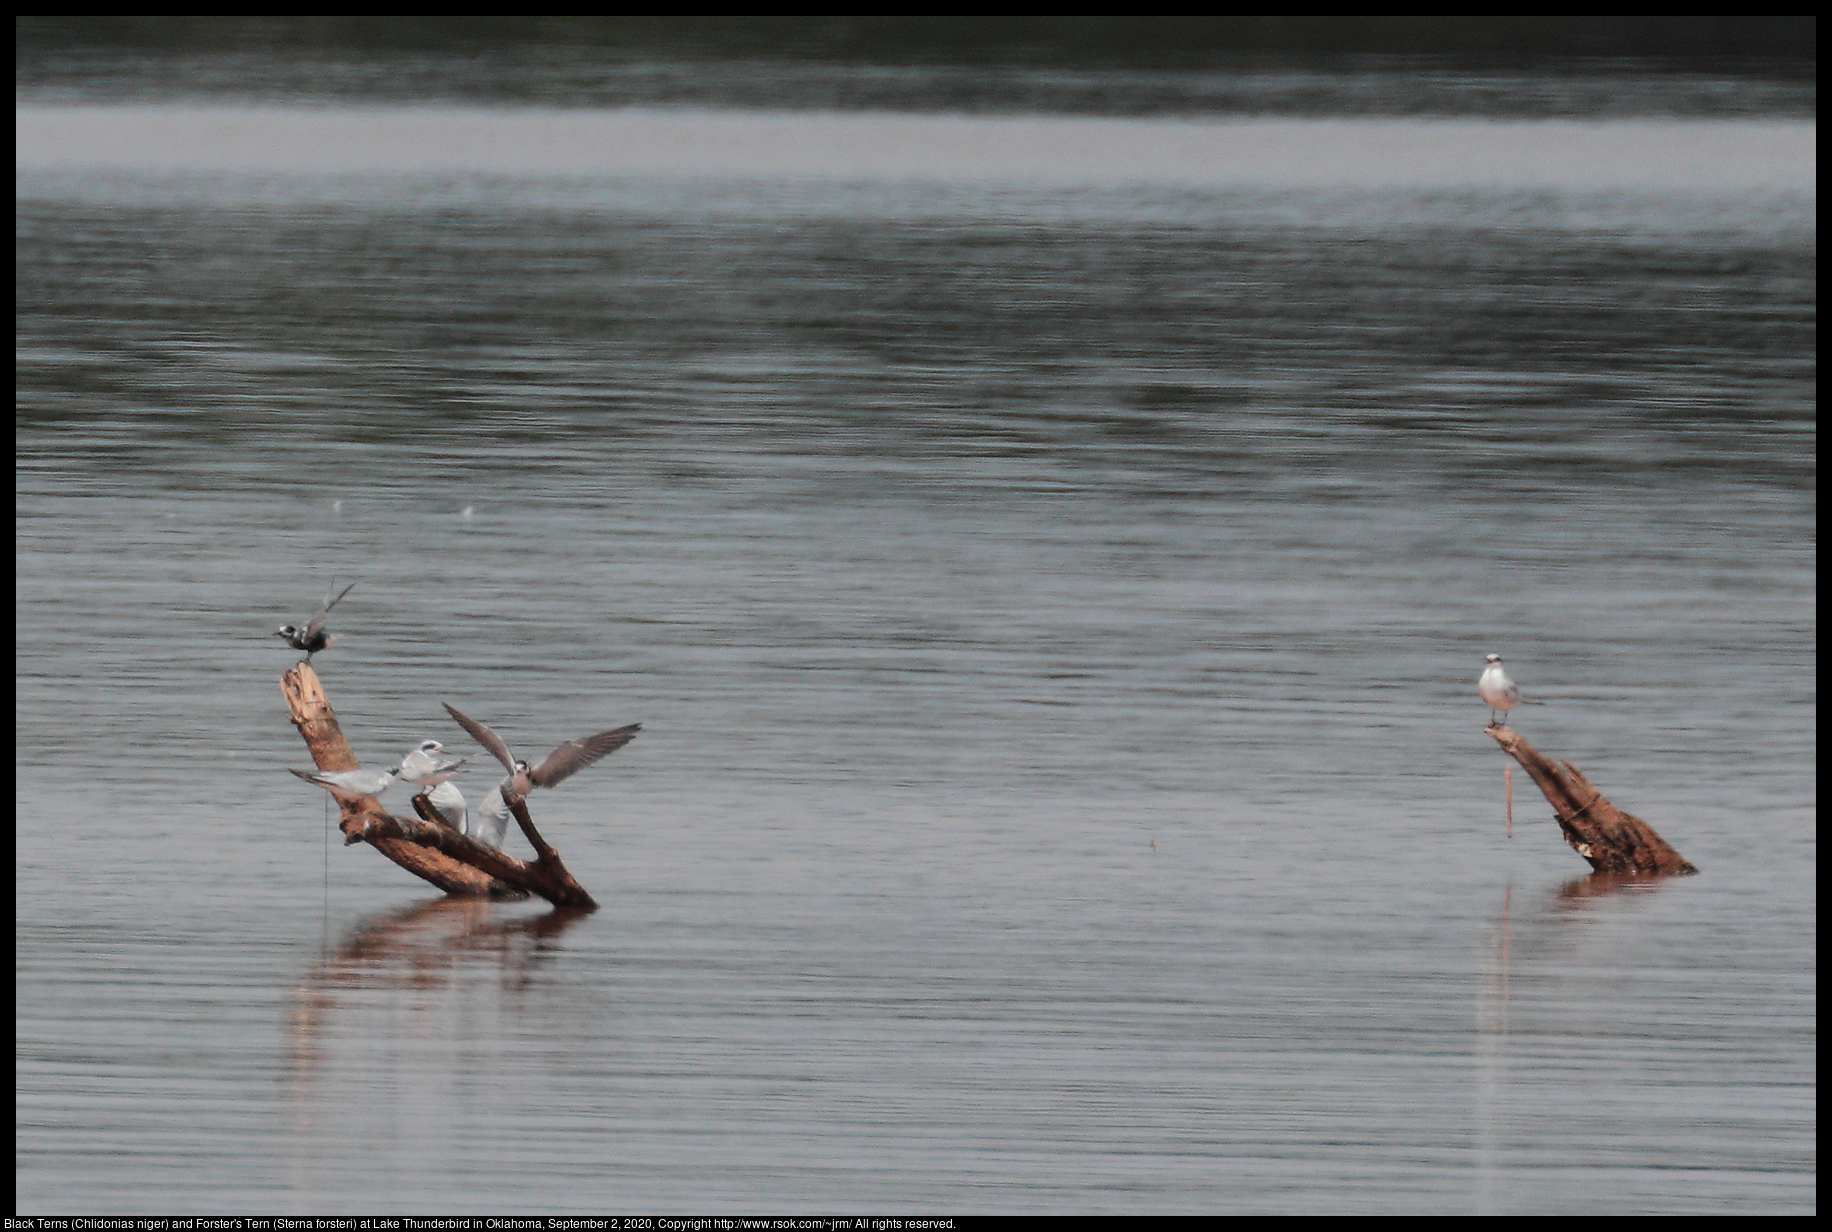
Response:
16,17,1819,73
17,18,1815,121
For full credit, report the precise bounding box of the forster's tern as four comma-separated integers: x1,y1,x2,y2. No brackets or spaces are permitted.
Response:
396,739,469,788
290,738,463,810
424,780,467,832
276,580,357,662
1478,653,1540,725
288,764,401,801
442,702,641,805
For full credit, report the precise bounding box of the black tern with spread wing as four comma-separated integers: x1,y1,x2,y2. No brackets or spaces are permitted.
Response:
276,580,357,661
442,702,640,805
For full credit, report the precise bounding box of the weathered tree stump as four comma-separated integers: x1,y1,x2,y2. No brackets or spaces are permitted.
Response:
1486,724,1697,876
280,663,608,909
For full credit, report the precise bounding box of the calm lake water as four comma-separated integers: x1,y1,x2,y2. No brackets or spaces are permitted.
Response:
15,100,1815,1213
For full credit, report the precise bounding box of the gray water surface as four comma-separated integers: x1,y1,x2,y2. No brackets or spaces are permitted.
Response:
15,106,1816,1213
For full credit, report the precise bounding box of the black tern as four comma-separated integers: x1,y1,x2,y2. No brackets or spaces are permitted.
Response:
276,580,357,662
442,702,640,807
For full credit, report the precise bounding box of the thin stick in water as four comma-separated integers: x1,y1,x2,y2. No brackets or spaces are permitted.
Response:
1505,765,1513,839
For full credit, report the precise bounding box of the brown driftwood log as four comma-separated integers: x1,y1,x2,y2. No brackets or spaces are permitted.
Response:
1486,724,1697,876
356,805,599,911
280,663,609,909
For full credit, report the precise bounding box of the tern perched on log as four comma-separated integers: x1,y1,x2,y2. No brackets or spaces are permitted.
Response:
289,764,402,801
396,739,470,831
275,580,357,662
442,702,641,810
1478,653,1541,726
395,739,469,789
289,739,466,805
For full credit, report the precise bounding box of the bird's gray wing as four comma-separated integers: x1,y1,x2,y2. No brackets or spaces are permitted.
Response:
530,723,642,788
416,754,470,786
303,579,357,642
288,765,394,796
443,702,520,774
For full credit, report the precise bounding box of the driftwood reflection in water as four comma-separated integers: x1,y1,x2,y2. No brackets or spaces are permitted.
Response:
1555,870,1676,904
286,897,590,1090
